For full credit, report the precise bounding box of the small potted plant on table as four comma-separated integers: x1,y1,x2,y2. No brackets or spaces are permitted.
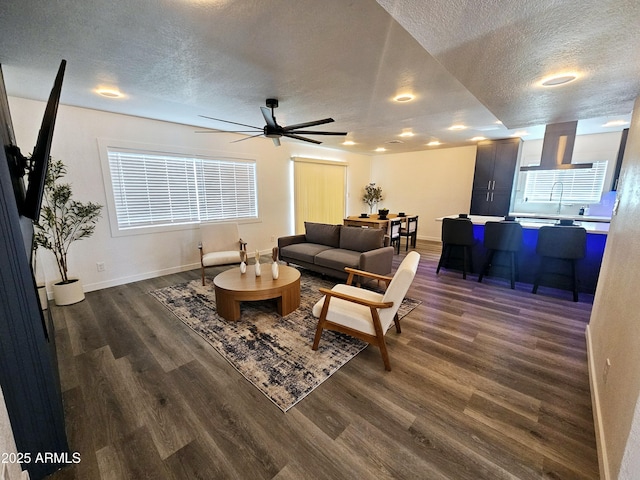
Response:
363,183,383,214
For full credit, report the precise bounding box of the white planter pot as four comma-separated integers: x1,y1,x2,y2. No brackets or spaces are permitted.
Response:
52,279,85,306
37,284,48,311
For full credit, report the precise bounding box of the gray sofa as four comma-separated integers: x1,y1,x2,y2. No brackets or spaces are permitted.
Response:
278,222,394,280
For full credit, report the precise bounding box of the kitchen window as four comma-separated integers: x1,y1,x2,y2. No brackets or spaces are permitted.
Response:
523,161,608,204
102,145,257,234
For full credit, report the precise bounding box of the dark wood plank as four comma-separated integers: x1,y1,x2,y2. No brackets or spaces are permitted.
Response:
46,241,599,479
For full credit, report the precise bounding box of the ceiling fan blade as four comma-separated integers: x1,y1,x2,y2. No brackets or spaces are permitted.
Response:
283,133,322,145
194,130,262,133
272,137,281,147
229,133,265,144
261,107,278,128
284,118,334,131
199,115,262,130
285,130,347,136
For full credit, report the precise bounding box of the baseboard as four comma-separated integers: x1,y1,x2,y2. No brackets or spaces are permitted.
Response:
586,324,610,480
81,262,201,293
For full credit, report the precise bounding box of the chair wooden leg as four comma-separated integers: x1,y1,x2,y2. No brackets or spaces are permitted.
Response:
201,265,205,286
312,296,332,350
393,313,401,333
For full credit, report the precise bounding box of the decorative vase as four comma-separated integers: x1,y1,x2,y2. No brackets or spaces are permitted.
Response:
52,278,85,306
37,284,48,311
255,262,261,277
240,261,247,274
271,262,279,280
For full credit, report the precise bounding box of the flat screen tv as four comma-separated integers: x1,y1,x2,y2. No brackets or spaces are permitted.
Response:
22,59,66,221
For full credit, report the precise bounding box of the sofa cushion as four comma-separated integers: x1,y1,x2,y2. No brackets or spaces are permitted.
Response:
280,243,332,264
314,248,361,271
339,226,385,252
305,222,341,248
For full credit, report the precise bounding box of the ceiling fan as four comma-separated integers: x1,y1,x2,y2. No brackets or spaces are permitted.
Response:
197,98,347,146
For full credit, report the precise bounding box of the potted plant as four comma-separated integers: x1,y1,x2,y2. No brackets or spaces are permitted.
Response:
362,183,383,214
34,158,103,305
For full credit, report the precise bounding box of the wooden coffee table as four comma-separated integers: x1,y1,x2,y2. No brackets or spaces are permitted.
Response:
213,264,301,321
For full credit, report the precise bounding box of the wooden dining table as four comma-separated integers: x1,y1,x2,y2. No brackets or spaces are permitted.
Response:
343,213,409,231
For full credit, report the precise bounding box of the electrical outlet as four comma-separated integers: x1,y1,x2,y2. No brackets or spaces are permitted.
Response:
96,262,105,272
603,358,611,384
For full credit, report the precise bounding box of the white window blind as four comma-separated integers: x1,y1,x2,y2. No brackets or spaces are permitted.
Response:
107,149,257,229
523,161,607,204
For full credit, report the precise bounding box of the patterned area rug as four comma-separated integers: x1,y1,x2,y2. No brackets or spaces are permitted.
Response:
149,270,420,412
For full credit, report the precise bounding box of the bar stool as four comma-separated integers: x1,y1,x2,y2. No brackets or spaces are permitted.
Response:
436,217,475,279
478,221,522,289
532,225,586,302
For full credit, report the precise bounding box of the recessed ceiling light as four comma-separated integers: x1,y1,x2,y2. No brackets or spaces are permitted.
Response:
511,130,529,137
96,87,124,98
375,147,387,152
602,120,629,127
448,124,467,131
470,136,486,142
427,141,441,146
393,94,415,103
399,131,414,137
342,140,356,145
539,73,579,87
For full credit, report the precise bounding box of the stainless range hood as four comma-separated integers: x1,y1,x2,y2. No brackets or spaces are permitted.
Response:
520,120,593,171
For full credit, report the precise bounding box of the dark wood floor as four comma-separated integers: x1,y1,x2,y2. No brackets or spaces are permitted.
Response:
47,241,598,479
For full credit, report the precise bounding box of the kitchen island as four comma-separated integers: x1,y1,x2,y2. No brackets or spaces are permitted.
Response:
436,215,608,294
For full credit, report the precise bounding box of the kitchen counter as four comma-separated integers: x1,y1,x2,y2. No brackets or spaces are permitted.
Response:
509,212,612,223
434,214,607,294
437,214,609,234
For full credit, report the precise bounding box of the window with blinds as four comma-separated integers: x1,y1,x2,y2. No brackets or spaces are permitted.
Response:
106,148,257,230
523,161,608,203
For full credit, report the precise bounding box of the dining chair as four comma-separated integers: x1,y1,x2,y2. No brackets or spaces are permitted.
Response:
198,222,247,285
389,218,402,254
311,251,420,371
399,215,418,251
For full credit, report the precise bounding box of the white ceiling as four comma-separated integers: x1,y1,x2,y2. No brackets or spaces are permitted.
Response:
0,0,637,155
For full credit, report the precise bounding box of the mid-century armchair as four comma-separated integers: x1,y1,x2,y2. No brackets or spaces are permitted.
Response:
311,251,420,370
198,222,247,285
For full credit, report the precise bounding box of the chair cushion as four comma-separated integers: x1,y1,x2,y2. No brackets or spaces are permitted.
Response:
305,222,341,247
314,248,361,271
312,284,385,336
280,243,332,264
339,226,385,252
202,250,242,267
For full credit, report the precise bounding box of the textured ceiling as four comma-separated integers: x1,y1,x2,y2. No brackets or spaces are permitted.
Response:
0,0,637,155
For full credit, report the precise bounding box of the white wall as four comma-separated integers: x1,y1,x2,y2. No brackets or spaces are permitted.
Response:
9,97,372,294
369,146,478,241
587,98,640,479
